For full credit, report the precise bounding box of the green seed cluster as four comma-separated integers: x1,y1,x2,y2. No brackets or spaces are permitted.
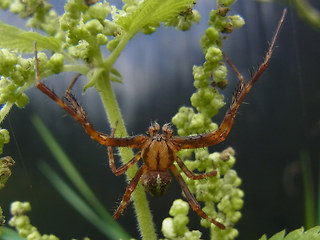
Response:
172,3,245,136
161,199,203,240
168,1,245,239
1,0,60,36
9,201,60,240
9,201,91,240
0,49,32,107
60,0,118,61
165,8,201,31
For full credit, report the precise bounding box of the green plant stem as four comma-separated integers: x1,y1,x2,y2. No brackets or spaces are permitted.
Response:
95,75,157,240
0,102,13,124
62,64,90,75
104,33,133,69
300,151,316,228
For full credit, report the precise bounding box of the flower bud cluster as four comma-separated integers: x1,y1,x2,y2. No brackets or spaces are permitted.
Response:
165,8,201,31
182,147,243,239
60,0,122,62
173,4,244,135
169,2,244,239
162,199,202,240
0,0,60,37
0,49,32,108
9,201,60,240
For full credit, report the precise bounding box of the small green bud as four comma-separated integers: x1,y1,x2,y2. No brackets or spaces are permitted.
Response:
229,15,245,28
89,2,110,20
190,113,205,129
46,53,64,74
205,46,222,64
228,211,242,222
176,20,192,31
10,71,24,86
71,24,91,40
206,27,219,41
85,19,104,35
107,37,121,51
162,218,176,238
141,25,157,35
213,64,227,82
173,215,189,235
0,0,10,9
184,230,202,240
60,14,75,31
0,129,10,144
231,197,244,210
67,40,90,60
37,52,48,69
9,1,24,14
97,33,108,45
192,10,201,23
103,19,121,36
169,199,189,216
0,49,18,77
10,201,31,215
218,0,235,6
15,93,29,108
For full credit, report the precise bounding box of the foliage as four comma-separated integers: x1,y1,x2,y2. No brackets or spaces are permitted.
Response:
259,226,320,240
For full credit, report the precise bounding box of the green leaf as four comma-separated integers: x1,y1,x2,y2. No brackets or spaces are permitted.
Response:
117,0,195,34
259,226,320,240
0,227,25,240
0,21,62,53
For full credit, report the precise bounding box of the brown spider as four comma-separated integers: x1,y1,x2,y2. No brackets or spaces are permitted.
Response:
34,10,286,230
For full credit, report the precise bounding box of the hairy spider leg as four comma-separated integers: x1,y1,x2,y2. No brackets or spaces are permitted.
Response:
113,165,147,219
107,127,142,176
34,43,147,149
170,164,225,229
66,73,82,94
172,9,287,150
175,156,217,180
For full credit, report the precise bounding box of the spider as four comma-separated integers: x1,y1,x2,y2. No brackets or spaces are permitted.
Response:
34,9,286,230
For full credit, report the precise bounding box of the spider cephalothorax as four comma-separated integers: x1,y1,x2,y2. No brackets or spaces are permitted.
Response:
34,10,286,229
140,123,174,196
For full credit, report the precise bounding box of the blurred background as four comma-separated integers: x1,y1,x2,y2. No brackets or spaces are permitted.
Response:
1,0,320,239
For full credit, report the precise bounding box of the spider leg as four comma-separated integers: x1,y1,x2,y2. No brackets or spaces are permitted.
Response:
113,165,147,219
175,156,216,180
66,73,82,94
172,9,286,150
107,126,141,176
170,164,225,229
34,43,147,148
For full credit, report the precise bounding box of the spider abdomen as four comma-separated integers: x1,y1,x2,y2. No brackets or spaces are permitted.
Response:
141,171,172,196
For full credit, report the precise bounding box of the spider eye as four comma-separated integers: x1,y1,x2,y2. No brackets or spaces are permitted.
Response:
141,171,171,197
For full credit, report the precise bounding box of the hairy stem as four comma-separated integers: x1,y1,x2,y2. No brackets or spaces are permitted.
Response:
95,74,157,240
104,33,133,70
